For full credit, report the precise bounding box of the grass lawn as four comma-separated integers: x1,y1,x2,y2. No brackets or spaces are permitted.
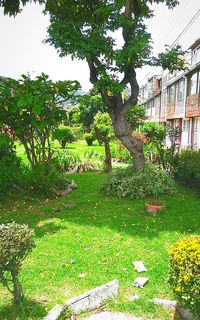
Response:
0,171,200,320
15,139,117,163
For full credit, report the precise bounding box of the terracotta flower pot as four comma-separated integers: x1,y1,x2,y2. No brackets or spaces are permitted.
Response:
145,202,165,213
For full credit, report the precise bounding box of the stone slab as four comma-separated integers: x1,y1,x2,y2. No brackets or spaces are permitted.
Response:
132,261,147,273
85,311,144,320
43,304,65,320
151,298,178,308
133,277,149,288
64,280,119,314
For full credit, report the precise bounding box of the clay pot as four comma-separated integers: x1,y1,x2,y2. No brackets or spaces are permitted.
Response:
145,202,165,213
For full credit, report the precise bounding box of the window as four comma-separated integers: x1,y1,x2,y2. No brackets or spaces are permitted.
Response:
192,46,200,65
168,85,175,103
177,79,184,102
188,71,199,96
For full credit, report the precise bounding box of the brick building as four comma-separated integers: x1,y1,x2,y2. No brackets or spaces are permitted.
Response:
139,38,200,150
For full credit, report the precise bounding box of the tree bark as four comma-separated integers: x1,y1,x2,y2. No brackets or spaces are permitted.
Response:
104,140,112,172
11,269,23,304
108,104,145,170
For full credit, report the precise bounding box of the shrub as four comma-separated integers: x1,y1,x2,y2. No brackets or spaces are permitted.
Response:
111,140,131,163
0,134,21,195
18,164,68,197
53,150,98,173
169,236,200,317
53,150,81,172
0,222,35,304
103,165,176,199
52,127,75,148
84,132,95,146
176,150,200,192
71,126,84,140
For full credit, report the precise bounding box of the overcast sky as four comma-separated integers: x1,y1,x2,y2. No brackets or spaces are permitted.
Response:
0,0,200,91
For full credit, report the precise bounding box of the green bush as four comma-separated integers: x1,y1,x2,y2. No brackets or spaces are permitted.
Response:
84,132,95,146
52,127,75,148
53,150,98,173
103,165,176,199
0,221,35,303
53,150,81,172
176,150,200,191
0,134,22,195
71,126,84,140
18,164,68,197
111,141,131,163
169,236,200,317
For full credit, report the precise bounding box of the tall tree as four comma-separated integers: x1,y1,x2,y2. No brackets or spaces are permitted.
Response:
1,0,186,168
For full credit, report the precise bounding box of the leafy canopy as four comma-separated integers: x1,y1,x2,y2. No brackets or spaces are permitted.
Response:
0,73,80,169
44,0,184,95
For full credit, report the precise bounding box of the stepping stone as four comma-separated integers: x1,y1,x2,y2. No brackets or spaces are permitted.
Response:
132,261,147,273
133,277,149,288
85,312,144,320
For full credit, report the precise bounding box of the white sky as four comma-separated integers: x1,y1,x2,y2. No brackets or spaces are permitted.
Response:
0,0,200,91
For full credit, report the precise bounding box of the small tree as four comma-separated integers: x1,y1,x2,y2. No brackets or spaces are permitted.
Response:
93,112,114,171
78,94,107,132
0,73,80,171
0,222,35,304
52,127,75,148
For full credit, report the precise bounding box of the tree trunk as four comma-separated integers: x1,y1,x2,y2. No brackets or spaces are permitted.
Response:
108,105,145,170
104,140,112,171
11,269,23,304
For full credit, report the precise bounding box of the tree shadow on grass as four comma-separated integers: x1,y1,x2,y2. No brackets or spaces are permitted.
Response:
0,172,200,241
0,297,46,320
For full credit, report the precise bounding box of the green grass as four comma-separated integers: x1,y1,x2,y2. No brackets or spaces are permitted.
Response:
15,139,117,162
0,172,200,320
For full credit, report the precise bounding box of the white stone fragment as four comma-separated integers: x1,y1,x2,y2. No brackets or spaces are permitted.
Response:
133,277,149,288
151,298,177,308
85,311,144,320
43,304,65,320
132,261,147,273
64,280,119,314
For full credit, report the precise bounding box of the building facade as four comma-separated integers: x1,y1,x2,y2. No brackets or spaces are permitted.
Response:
139,38,200,150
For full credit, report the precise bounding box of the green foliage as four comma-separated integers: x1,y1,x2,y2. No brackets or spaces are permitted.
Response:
103,165,176,199
111,140,131,163
53,150,81,172
0,0,44,16
169,236,200,317
71,126,84,140
93,112,114,141
78,94,107,130
84,132,95,146
0,133,15,159
0,73,80,170
0,134,21,195
53,150,98,173
139,122,179,174
0,221,35,303
140,122,166,144
153,45,187,73
18,164,68,197
125,105,146,130
66,107,81,127
52,127,75,148
176,150,200,192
